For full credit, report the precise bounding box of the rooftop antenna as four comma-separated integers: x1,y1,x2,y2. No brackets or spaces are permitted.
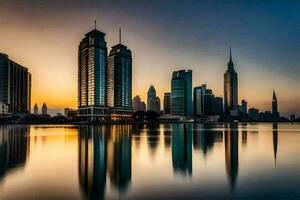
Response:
119,27,122,44
94,20,97,30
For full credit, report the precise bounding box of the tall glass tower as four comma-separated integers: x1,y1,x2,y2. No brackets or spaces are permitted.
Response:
107,29,132,110
224,47,238,115
147,85,156,111
171,70,193,117
78,28,108,119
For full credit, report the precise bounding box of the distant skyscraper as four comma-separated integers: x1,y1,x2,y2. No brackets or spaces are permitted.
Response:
147,85,156,111
204,89,214,115
224,47,238,115
163,92,171,114
150,96,161,114
107,28,132,111
193,84,206,116
78,27,108,119
272,90,279,121
248,107,259,121
171,70,192,116
34,103,38,114
0,53,31,113
213,97,223,115
42,103,47,115
132,95,146,112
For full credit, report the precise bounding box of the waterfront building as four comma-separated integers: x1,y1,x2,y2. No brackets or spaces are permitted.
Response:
150,96,161,114
193,84,206,117
171,70,192,116
163,92,171,114
213,97,223,115
0,53,31,113
224,47,238,115
78,27,108,120
34,103,38,114
248,107,259,121
107,29,132,113
42,103,47,115
132,95,146,112
147,85,156,111
64,108,78,120
204,89,214,116
0,102,8,114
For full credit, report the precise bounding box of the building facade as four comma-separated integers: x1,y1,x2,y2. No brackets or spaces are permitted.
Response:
224,47,238,115
193,84,206,117
42,103,47,115
0,53,31,113
150,96,161,114
163,92,171,115
78,28,108,119
107,43,132,110
147,85,156,111
171,70,192,117
132,95,146,112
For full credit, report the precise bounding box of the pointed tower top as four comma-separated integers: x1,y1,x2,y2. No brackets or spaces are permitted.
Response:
94,20,97,29
229,45,232,62
119,27,122,44
227,45,234,71
273,89,277,101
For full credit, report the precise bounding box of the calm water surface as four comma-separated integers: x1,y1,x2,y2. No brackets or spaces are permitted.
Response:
0,123,300,200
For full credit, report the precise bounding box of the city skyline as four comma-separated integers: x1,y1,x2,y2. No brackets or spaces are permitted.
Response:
0,0,299,116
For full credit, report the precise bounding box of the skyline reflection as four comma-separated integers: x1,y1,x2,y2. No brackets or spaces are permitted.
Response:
0,124,299,199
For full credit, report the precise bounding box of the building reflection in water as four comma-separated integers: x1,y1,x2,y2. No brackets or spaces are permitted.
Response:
273,123,278,167
193,123,223,156
0,125,30,181
146,124,160,156
172,124,192,176
78,125,132,199
241,123,247,148
224,123,239,191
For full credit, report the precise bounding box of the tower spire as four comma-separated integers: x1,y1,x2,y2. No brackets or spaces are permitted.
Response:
119,27,121,44
229,45,232,62
94,20,97,30
273,89,277,101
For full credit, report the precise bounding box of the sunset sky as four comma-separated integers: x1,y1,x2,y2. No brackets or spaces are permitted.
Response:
0,0,299,116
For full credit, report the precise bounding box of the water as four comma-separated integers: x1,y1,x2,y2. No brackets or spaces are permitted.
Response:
0,123,300,200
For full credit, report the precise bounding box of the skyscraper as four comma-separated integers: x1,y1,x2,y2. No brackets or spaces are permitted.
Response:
42,103,47,115
150,96,161,114
132,95,146,112
224,47,238,115
107,28,132,111
272,90,279,121
193,84,206,117
163,92,171,115
34,103,38,114
78,26,108,119
0,53,31,113
171,70,193,116
147,85,156,111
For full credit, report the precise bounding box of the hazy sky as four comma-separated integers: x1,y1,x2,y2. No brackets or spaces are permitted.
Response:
0,0,299,116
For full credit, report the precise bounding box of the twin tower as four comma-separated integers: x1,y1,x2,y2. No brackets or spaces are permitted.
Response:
77,26,132,121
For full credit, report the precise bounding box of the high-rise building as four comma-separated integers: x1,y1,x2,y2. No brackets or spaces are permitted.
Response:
34,103,38,114
78,27,108,119
213,97,223,115
193,84,206,117
150,96,161,114
272,90,279,121
132,95,146,112
163,92,171,115
42,103,47,115
171,70,192,116
204,89,214,115
107,28,132,112
0,53,31,113
147,85,156,111
248,107,259,121
224,47,238,115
